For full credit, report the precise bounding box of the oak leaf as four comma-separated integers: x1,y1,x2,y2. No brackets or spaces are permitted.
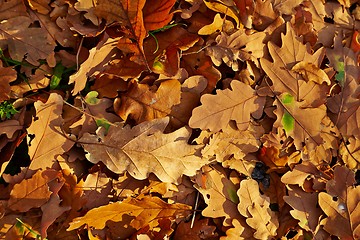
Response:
318,166,360,239
194,165,241,226
27,93,75,170
246,202,278,239
260,22,325,97
283,186,322,232
68,196,192,231
273,92,326,150
189,80,265,132
0,0,27,21
340,137,360,170
80,118,207,183
203,0,240,28
114,79,181,124
206,29,266,71
8,171,52,212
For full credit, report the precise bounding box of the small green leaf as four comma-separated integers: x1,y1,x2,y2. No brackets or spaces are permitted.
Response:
282,111,294,132
227,188,239,204
281,93,294,105
96,118,111,134
50,63,65,90
85,91,100,105
0,101,18,120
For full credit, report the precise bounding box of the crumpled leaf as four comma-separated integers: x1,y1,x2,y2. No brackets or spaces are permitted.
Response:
114,79,181,124
68,195,191,231
80,117,207,183
189,80,265,132
8,171,52,212
206,29,266,71
291,61,330,85
27,93,75,170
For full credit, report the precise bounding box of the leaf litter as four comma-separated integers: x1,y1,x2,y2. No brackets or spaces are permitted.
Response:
0,0,359,239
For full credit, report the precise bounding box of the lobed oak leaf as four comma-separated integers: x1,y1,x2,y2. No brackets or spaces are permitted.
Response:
260,22,325,97
0,120,22,139
319,187,360,239
27,0,51,14
273,0,303,15
283,186,322,232
80,118,207,183
189,80,265,132
67,196,192,231
27,93,75,170
206,29,266,71
114,79,181,124
95,0,148,67
0,16,56,66
8,171,51,212
201,123,261,163
220,218,255,240
194,165,241,226
173,216,218,240
198,13,234,35
246,202,279,239
143,0,176,31
273,92,326,151
327,37,360,138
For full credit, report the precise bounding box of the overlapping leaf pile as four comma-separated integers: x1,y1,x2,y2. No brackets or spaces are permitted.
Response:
0,0,360,239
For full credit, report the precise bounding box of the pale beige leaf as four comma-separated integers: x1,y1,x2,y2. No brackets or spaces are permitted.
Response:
80,118,207,183
246,202,278,239
189,80,265,132
27,93,75,170
237,179,267,218
8,171,52,212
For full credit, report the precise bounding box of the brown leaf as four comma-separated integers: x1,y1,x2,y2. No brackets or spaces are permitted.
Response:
246,202,278,239
68,196,191,231
0,64,17,102
27,93,75,170
340,137,360,170
260,22,325,97
206,29,266,71
8,171,52,212
114,79,181,124
0,0,28,21
0,16,56,66
189,80,265,132
283,186,322,232
27,0,51,14
80,118,207,183
291,61,330,85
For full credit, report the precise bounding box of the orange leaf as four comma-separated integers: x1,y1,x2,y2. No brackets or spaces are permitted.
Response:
8,171,52,212
143,0,176,31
